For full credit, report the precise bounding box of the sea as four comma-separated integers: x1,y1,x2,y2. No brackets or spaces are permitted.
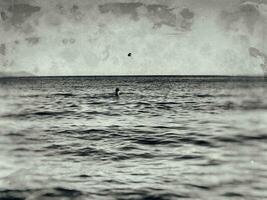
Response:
0,76,267,200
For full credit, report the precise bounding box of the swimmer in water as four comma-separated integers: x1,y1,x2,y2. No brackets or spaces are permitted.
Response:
115,88,120,97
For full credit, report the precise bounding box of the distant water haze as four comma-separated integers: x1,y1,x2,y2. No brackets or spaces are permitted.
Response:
0,0,267,76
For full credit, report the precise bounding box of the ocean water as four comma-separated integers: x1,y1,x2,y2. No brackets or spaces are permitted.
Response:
0,76,267,200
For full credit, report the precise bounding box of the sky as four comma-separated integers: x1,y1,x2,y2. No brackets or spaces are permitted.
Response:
0,0,267,76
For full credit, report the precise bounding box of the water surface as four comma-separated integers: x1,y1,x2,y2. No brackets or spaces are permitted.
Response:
0,76,267,200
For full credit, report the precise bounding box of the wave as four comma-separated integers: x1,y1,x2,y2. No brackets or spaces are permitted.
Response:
0,187,83,200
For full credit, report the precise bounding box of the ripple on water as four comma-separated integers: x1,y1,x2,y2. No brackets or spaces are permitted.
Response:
0,188,84,200
1,76,267,199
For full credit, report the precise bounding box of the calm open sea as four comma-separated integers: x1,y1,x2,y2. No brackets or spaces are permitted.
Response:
0,76,267,200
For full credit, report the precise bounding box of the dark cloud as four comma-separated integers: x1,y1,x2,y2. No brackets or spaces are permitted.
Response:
25,37,40,45
0,11,7,21
180,8,194,31
241,0,265,4
7,3,40,25
240,2,261,33
53,3,83,21
70,4,83,21
219,1,261,34
98,2,142,20
249,47,267,74
55,3,65,15
98,2,177,27
0,43,6,56
219,10,239,31
146,4,177,28
180,8,194,19
98,2,195,30
70,4,79,14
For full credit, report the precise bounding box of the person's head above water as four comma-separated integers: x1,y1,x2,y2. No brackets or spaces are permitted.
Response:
115,88,120,96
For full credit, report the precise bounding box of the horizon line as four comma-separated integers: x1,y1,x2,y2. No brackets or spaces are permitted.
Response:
0,75,266,78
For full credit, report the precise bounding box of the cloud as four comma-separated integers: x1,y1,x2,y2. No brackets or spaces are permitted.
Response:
0,43,6,55
0,0,266,75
